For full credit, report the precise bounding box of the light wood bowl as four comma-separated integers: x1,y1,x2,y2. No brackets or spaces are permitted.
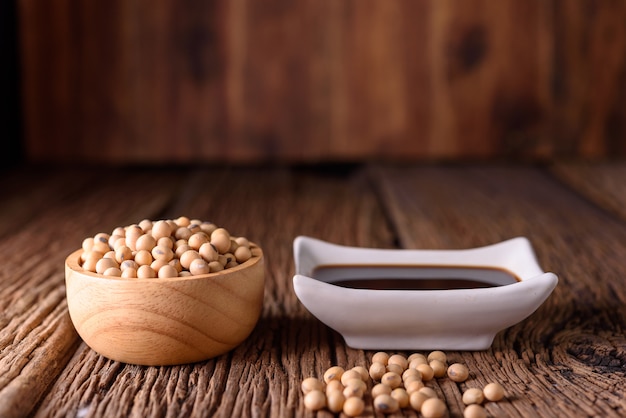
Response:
65,247,264,366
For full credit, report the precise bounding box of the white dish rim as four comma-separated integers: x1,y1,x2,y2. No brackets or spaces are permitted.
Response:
292,236,558,351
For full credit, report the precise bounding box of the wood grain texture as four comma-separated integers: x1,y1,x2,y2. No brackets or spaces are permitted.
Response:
1,162,626,417
17,0,626,163
371,164,626,417
551,0,626,157
551,161,626,223
30,166,395,418
0,167,189,418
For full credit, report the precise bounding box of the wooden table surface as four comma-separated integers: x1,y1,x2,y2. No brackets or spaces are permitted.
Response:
2,161,626,418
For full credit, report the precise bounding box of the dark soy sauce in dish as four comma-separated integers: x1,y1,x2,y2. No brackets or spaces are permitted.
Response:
311,265,520,290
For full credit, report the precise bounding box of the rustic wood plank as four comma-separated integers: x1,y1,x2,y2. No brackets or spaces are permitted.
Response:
0,167,191,418
32,166,395,417
428,0,553,159
551,0,626,157
4,163,626,417
370,164,626,417
18,0,626,163
237,1,336,161
327,1,432,160
550,161,626,223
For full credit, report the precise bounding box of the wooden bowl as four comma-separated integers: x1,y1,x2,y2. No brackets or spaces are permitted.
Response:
65,247,264,366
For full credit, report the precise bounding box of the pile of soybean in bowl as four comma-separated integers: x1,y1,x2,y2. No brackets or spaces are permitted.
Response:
79,216,261,279
301,350,505,418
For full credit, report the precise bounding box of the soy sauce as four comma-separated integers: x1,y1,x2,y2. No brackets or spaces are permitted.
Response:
311,265,519,290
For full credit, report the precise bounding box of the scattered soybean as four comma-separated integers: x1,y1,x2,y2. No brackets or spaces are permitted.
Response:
301,349,507,416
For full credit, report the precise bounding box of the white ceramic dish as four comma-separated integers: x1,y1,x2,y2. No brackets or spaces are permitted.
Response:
292,236,558,351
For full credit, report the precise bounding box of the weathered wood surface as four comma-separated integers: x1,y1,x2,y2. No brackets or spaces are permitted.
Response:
1,162,626,417
551,161,626,223
18,1,626,163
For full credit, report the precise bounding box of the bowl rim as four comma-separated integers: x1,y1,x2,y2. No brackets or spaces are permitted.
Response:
66,243,263,283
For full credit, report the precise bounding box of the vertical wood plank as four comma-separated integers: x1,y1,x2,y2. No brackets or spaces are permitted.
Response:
17,0,626,162
236,0,336,161
19,0,72,161
430,0,553,158
334,1,433,160
552,0,626,157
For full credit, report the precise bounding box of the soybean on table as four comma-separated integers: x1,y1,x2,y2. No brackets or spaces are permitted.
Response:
1,162,626,417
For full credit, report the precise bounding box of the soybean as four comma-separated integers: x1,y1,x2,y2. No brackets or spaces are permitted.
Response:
96,258,118,275
386,363,404,375
301,350,509,415
325,380,343,396
418,387,438,399
342,382,364,399
351,366,369,382
342,397,364,417
430,360,447,378
388,354,408,370
462,388,484,405
121,268,137,278
189,258,210,275
340,370,362,386
301,377,324,394
158,264,179,278
151,220,172,240
402,368,422,382
448,363,470,382
409,391,429,412
416,363,435,381
408,353,427,363
427,350,447,363
369,362,387,381
421,398,448,418
152,245,173,262
199,243,219,262
135,234,156,251
405,379,425,394
120,259,137,270
80,218,259,278
381,372,402,389
234,246,252,263
372,351,390,365
115,246,133,264
303,390,325,411
188,232,209,250
92,241,110,254
373,394,399,414
82,257,98,272
103,267,122,277
326,391,345,413
210,230,231,254
371,383,392,399
323,366,344,384
464,404,487,418
208,261,224,273
391,388,410,408
483,382,505,401
180,250,201,269
134,250,153,266
137,265,156,279
82,238,94,252
409,357,428,368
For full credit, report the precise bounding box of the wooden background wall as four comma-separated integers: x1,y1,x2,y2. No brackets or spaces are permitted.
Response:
18,0,626,164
